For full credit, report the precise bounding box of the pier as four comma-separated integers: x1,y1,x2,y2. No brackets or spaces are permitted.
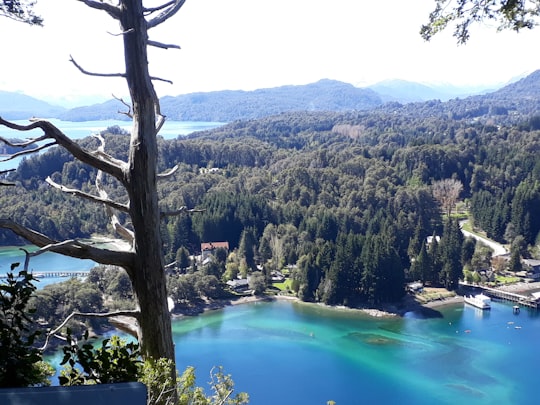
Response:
461,282,539,309
1,271,88,279
482,286,539,308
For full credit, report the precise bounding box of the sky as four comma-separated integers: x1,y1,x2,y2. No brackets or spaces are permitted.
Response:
1,0,540,107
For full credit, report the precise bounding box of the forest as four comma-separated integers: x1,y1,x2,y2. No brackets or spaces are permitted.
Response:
2,72,540,307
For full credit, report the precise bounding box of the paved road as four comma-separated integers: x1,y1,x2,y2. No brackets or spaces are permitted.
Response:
461,227,507,257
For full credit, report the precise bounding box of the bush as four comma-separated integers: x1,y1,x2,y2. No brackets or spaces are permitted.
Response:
0,266,54,387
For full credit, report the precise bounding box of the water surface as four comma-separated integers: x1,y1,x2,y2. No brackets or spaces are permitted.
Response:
172,300,538,405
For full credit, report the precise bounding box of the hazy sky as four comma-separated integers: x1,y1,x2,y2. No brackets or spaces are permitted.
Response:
1,0,540,107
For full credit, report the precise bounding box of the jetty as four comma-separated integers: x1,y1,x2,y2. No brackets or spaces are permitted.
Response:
1,271,88,279
461,282,539,309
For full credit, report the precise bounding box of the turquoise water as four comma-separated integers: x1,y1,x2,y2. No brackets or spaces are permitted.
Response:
172,300,539,405
0,245,95,288
5,247,539,404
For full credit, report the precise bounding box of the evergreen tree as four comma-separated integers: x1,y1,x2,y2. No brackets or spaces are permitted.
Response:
427,235,441,285
439,218,464,290
238,227,257,271
410,242,431,283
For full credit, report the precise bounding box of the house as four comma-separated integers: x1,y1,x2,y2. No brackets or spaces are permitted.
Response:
407,281,423,293
271,270,285,283
226,278,249,292
200,241,229,261
522,259,540,280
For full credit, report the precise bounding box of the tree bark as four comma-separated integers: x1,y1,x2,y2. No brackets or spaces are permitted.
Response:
0,0,185,372
118,0,175,361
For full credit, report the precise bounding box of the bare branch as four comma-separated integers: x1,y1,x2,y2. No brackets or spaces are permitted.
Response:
0,134,49,147
148,39,181,50
147,0,186,29
150,75,174,85
20,240,85,271
45,176,130,213
112,94,134,118
40,309,141,351
0,219,135,267
70,55,127,79
156,114,166,134
111,215,136,243
144,1,176,14
158,164,179,179
0,142,57,163
160,207,205,218
76,0,121,20
95,169,135,245
0,117,126,182
107,28,135,37
0,168,15,186
164,260,178,270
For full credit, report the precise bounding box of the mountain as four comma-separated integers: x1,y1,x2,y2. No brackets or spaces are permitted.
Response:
58,79,383,122
161,79,383,121
0,91,66,119
437,69,540,119
4,71,540,124
57,99,126,122
368,79,494,103
369,80,448,103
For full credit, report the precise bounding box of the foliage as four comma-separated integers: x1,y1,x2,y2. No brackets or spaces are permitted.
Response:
5,74,540,305
0,0,42,25
0,267,54,387
177,366,249,405
59,332,141,386
248,271,266,295
421,0,540,43
60,333,249,405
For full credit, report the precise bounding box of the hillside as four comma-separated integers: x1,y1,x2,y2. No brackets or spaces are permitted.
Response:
3,70,540,125
3,102,540,304
367,79,488,103
0,91,66,119
57,79,383,122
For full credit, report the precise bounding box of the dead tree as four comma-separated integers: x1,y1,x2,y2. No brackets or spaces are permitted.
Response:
0,0,187,368
432,178,463,218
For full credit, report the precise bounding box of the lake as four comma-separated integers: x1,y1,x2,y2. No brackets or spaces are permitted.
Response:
0,245,96,288
0,118,224,171
171,299,539,405
3,248,540,404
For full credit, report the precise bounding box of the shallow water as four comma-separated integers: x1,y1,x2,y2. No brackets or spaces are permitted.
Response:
0,245,95,288
172,300,539,405
10,244,538,404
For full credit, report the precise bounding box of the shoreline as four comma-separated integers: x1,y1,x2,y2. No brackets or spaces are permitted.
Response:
168,291,464,321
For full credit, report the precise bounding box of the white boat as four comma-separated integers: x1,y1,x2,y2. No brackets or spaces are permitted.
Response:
464,293,491,309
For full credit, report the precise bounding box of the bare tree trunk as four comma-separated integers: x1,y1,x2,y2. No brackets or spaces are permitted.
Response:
0,0,187,370
120,0,174,361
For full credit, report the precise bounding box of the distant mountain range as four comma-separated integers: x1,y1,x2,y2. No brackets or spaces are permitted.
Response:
0,90,66,120
367,80,497,103
0,72,538,122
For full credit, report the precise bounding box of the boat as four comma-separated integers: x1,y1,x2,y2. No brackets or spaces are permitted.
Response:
464,293,491,309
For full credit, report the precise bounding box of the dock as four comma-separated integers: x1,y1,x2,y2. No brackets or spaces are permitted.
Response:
482,286,539,308
461,282,539,309
1,271,88,279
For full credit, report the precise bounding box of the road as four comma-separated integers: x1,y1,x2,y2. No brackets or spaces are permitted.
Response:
460,225,507,257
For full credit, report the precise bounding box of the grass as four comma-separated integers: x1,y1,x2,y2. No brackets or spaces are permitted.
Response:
272,279,293,292
414,287,456,304
495,275,520,284
460,220,473,232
